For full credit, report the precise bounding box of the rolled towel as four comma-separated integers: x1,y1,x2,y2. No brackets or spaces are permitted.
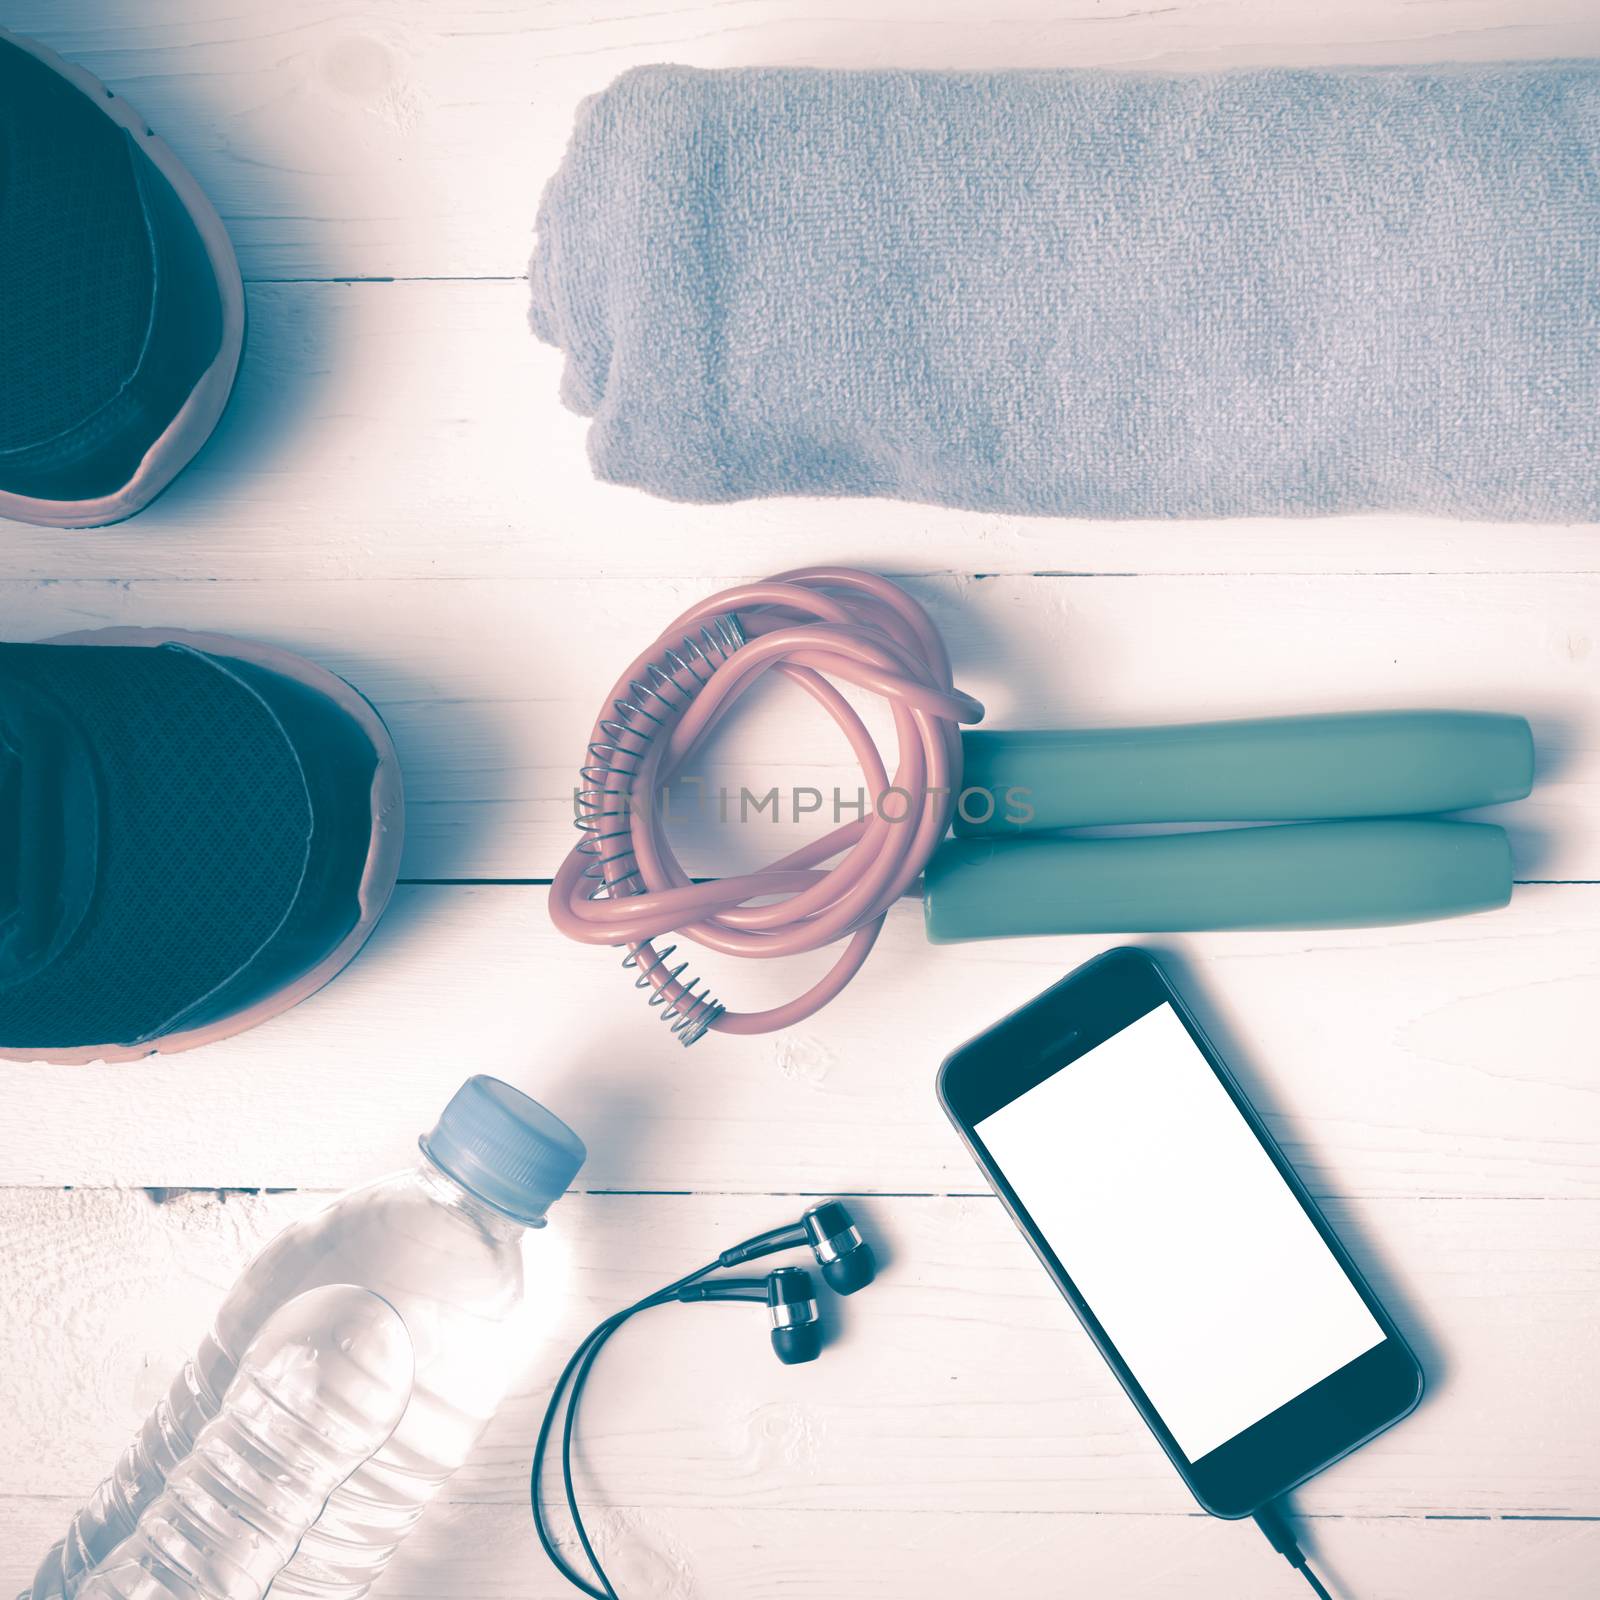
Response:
530,63,1600,519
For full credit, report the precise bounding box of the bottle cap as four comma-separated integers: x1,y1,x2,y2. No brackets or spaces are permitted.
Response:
419,1076,587,1226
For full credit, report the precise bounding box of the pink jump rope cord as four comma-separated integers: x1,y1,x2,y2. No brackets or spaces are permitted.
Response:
550,568,985,1042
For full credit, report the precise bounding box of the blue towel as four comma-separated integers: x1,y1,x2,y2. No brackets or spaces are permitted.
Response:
530,64,1600,519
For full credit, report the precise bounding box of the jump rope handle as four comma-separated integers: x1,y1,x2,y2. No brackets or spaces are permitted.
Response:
926,818,1514,941
955,711,1533,835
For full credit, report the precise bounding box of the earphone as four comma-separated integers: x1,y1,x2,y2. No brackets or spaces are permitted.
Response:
713,1197,877,1295
676,1267,823,1364
530,1200,877,1597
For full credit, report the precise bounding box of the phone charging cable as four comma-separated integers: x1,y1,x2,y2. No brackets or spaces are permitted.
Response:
1255,1499,1335,1598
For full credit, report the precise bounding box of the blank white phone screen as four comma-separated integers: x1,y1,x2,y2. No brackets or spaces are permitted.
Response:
974,1003,1384,1461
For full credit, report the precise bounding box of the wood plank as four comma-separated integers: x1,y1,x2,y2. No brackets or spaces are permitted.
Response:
378,1507,1600,1600
2,1190,1596,1522
1,282,1597,583
2,572,1592,881
4,1498,1596,1600
2,885,1594,1197
7,2,1598,281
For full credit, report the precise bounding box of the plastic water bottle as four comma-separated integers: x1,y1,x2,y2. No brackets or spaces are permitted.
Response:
78,1284,414,1600
28,1077,586,1600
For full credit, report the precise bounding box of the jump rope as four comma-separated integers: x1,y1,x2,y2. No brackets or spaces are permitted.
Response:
539,566,1530,1594
550,567,982,1042
551,565,1533,1045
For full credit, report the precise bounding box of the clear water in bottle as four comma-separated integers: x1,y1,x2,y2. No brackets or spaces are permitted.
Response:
29,1077,586,1600
80,1284,414,1600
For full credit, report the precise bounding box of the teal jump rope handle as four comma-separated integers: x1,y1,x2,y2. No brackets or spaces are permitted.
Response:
955,711,1533,835
924,819,1513,941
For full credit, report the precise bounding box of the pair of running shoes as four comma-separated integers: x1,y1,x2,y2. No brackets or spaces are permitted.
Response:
1,30,402,1061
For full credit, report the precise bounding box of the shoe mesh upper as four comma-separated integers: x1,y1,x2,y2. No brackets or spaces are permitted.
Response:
0,37,155,452
0,644,313,1050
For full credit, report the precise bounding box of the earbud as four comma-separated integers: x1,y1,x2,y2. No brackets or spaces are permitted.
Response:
674,1202,875,1369
716,1198,877,1295
800,1200,876,1295
677,1267,822,1364
765,1267,823,1365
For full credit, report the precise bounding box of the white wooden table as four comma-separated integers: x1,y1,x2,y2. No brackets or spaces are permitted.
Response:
3,3,1598,1596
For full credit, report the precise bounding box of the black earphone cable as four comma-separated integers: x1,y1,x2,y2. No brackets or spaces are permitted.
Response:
532,1260,720,1599
531,1317,617,1598
539,1286,1341,1600
563,1299,662,1587
561,1311,638,1597
539,1313,630,1599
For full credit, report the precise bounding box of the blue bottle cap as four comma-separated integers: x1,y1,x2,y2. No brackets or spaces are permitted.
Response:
419,1076,586,1226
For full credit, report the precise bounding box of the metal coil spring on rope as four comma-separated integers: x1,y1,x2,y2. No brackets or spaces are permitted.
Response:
550,568,984,1045
572,615,746,1045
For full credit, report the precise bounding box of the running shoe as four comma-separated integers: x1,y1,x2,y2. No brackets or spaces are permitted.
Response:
0,630,403,1062
0,29,245,527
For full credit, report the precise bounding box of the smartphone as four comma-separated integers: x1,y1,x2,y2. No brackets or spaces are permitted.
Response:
937,946,1422,1518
